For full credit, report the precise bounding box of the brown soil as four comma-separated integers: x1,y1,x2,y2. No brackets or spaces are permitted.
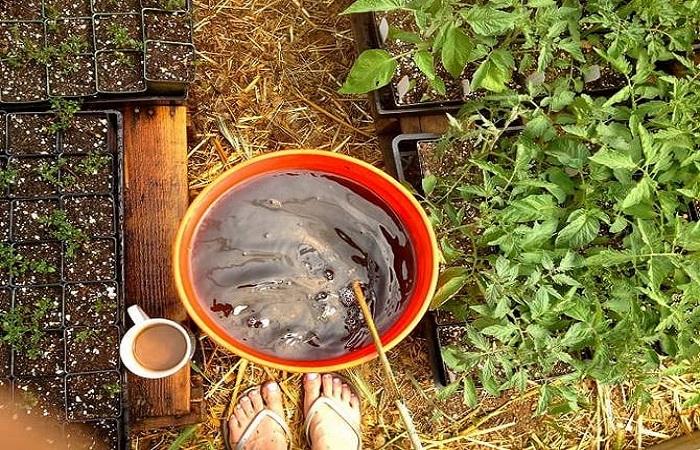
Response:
14,285,63,329
94,13,143,50
0,200,9,241
64,282,119,326
0,289,8,377
92,0,140,13
66,371,121,420
44,0,91,18
96,50,146,92
7,114,57,155
45,18,94,53
66,326,120,373
145,41,195,82
64,195,115,237
13,330,65,376
12,199,60,241
8,156,60,197
13,242,62,285
418,138,479,178
64,239,116,282
0,23,49,103
0,1,42,20
48,54,97,96
63,114,110,154
64,419,120,450
144,10,192,42
12,198,60,241
14,376,65,421
141,0,188,10
582,47,626,92
63,155,114,194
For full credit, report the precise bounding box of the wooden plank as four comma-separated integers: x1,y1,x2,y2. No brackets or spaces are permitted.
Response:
399,114,449,135
646,433,700,450
122,105,195,425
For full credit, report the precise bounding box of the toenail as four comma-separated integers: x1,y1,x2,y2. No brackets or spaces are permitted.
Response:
266,382,279,391
306,373,318,380
333,378,340,384
323,374,332,380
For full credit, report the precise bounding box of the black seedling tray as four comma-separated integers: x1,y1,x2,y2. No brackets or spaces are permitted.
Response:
351,13,631,118
351,13,463,118
387,132,465,386
0,110,127,449
0,1,194,107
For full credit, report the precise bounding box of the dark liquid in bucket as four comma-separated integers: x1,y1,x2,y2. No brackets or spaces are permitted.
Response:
191,170,416,360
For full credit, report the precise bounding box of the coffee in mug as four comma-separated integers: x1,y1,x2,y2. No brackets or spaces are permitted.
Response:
120,305,195,379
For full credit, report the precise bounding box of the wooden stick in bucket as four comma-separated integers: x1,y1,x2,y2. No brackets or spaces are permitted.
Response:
352,281,423,450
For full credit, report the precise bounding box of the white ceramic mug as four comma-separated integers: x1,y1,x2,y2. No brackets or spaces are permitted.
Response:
120,305,195,379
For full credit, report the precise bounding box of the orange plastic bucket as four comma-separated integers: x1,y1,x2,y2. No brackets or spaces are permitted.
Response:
174,150,439,372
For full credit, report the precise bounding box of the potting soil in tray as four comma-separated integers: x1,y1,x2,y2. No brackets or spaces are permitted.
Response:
0,111,125,448
191,170,416,360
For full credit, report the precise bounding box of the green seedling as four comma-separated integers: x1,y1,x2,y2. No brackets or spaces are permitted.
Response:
107,23,142,50
77,153,111,176
48,98,81,133
0,167,18,191
0,297,53,360
0,243,56,278
102,382,121,398
36,210,87,258
73,328,98,344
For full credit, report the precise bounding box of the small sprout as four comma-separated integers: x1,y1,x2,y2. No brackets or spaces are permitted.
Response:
94,295,116,315
36,158,67,187
77,153,110,176
0,167,18,190
48,98,81,133
102,382,121,398
107,23,142,50
0,243,56,278
74,328,97,343
163,0,186,10
0,296,53,360
36,210,87,258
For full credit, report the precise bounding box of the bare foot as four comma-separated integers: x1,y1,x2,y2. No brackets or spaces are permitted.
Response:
304,373,361,450
228,382,288,450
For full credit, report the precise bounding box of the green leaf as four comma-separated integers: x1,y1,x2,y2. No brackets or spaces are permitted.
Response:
530,287,550,319
414,51,446,95
637,124,657,163
463,377,478,408
342,0,406,14
501,194,556,223
461,6,516,36
422,174,437,196
609,216,627,233
412,50,433,78
555,209,600,248
472,49,514,93
339,50,396,94
602,85,631,108
560,322,589,348
536,384,552,415
621,177,653,210
585,250,636,267
441,25,473,78
482,323,518,342
431,267,469,309
589,147,637,170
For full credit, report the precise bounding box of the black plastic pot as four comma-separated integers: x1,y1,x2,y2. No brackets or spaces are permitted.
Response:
350,13,463,118
0,4,194,106
0,110,127,449
389,132,439,194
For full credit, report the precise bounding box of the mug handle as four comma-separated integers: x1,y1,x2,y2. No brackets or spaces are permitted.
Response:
128,305,150,325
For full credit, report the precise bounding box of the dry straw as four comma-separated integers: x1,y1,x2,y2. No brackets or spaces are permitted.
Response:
133,0,700,448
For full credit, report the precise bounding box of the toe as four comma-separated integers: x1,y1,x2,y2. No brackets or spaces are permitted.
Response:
341,384,351,403
332,377,342,400
233,404,247,424
248,388,264,411
261,382,284,417
303,373,322,414
350,394,360,411
322,373,334,398
240,396,255,416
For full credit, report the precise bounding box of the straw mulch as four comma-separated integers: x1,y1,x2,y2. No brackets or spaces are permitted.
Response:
135,0,700,448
